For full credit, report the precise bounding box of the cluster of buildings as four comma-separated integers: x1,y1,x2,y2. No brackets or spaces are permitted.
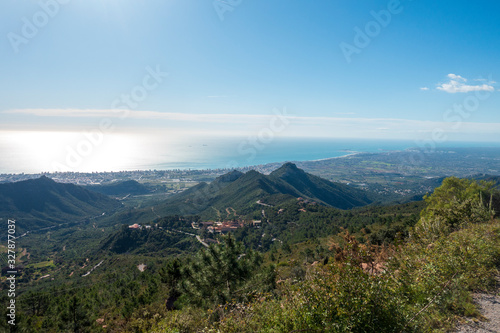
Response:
192,219,262,233
297,197,317,205
128,223,153,230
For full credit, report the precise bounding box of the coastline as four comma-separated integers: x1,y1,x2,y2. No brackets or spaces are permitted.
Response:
307,152,361,163
2,145,500,180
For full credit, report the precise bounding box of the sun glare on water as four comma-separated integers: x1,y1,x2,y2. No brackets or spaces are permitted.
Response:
0,131,144,173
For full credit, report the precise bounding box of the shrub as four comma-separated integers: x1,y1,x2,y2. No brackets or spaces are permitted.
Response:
414,177,496,242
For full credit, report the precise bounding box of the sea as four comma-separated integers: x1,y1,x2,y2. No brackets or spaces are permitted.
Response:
1,131,499,174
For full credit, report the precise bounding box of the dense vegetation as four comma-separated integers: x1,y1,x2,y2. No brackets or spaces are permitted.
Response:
232,200,423,251
415,177,499,241
150,177,500,332
1,257,168,332
150,220,500,333
101,216,202,255
165,235,276,309
2,175,499,332
0,176,122,233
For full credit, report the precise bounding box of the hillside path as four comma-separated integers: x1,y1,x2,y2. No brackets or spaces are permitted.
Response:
455,275,500,333
196,235,209,248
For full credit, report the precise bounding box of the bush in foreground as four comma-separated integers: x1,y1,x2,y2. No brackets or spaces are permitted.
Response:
152,218,500,333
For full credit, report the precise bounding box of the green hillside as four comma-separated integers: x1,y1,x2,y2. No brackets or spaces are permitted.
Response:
0,176,122,232
144,163,373,221
269,162,372,208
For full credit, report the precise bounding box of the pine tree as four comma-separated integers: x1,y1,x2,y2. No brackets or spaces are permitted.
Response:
181,234,263,307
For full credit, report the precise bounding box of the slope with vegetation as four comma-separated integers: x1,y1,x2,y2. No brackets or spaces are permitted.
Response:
2,175,499,332
150,177,500,332
100,216,201,255
116,163,373,225
0,176,122,232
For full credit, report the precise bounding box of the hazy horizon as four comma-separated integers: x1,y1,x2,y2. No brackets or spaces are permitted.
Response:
1,130,500,174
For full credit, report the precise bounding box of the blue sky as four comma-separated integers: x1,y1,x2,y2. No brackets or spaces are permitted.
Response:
1,0,500,142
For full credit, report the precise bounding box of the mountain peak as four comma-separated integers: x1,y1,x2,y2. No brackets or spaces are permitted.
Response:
154,162,372,217
282,162,299,170
32,175,56,186
270,162,304,178
214,170,244,184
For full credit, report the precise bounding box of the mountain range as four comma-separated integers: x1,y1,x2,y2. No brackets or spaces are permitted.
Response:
0,163,379,232
0,176,121,232
123,163,373,222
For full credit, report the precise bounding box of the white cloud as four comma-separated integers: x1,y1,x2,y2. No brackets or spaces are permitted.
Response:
436,73,495,93
447,73,466,81
4,108,273,124
420,87,429,91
